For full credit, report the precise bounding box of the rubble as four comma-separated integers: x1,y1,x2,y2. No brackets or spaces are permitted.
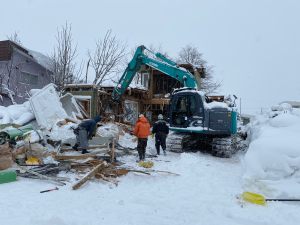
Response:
0,143,14,170
0,83,180,191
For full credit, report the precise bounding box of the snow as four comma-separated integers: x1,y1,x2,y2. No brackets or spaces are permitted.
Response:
205,101,229,109
243,107,300,199
2,151,300,225
0,101,34,125
2,94,300,224
96,123,119,139
30,84,68,130
118,133,137,149
28,50,54,72
45,122,76,144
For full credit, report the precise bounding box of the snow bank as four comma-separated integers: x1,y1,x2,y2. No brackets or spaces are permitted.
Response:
243,106,300,197
0,102,34,125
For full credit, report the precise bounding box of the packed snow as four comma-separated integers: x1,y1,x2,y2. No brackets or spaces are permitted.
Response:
0,101,34,125
243,106,300,199
2,103,300,225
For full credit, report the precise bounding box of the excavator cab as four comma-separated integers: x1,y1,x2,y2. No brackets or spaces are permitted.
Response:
169,91,205,128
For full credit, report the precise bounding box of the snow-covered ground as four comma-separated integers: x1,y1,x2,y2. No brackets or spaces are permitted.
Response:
2,104,300,225
1,152,300,225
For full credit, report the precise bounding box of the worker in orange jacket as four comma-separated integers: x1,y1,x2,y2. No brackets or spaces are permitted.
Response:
133,114,150,161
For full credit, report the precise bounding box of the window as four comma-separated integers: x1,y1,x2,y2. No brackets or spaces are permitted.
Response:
141,72,149,88
20,72,38,85
174,95,197,114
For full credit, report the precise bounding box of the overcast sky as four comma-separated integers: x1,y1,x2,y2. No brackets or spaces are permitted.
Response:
1,0,299,114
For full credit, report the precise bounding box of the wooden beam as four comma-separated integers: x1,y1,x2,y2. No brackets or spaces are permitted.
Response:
143,98,170,105
54,154,98,161
72,161,107,190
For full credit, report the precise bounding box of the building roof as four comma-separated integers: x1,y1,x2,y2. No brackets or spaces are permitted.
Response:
0,40,53,72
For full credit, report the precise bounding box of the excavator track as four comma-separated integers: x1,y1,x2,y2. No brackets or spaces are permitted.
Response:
166,133,194,153
211,134,248,158
167,133,248,158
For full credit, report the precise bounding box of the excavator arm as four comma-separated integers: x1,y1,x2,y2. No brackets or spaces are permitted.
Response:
112,45,199,101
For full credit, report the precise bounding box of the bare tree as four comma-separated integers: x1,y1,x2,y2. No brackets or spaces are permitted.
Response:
88,29,126,86
7,31,22,45
52,22,82,90
177,44,206,66
177,44,221,94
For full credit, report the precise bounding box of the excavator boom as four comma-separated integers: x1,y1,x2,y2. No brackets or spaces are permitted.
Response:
112,45,199,101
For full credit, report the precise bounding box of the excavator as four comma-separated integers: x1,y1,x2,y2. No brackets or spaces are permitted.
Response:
112,45,243,157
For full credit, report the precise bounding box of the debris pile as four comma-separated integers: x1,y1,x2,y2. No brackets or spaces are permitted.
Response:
0,83,176,190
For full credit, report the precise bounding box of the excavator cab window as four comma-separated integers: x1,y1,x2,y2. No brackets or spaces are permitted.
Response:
171,94,198,127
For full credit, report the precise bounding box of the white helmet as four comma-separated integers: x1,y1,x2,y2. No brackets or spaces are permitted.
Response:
158,114,163,120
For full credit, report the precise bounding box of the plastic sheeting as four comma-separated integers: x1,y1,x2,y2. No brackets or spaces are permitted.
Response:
29,84,68,129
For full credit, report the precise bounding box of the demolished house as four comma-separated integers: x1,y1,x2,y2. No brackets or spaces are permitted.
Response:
64,64,206,124
0,83,174,188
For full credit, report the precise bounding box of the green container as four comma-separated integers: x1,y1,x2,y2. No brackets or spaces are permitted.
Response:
0,124,34,144
0,170,17,184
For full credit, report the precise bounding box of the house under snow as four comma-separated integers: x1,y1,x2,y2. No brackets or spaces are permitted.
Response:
0,40,53,106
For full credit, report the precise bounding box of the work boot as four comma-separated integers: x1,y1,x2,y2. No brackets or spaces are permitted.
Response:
72,144,79,151
81,149,90,154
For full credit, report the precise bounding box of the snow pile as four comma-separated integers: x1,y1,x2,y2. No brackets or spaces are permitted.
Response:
45,122,76,144
243,105,300,197
96,123,119,139
204,101,229,109
118,133,137,149
0,102,34,125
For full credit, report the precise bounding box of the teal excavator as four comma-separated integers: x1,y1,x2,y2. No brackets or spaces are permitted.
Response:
113,45,243,157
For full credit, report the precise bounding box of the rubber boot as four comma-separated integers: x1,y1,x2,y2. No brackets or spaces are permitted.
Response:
81,149,90,154
72,143,79,151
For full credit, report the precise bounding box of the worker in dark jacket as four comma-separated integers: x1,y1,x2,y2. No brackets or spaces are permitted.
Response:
152,114,169,155
73,115,101,154
133,114,150,161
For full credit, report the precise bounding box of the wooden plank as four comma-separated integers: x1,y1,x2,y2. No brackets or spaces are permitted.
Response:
54,154,98,161
111,139,115,163
72,161,107,190
61,144,108,152
17,165,66,186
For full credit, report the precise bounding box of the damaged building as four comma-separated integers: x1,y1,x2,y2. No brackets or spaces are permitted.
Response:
64,64,205,124
0,40,53,106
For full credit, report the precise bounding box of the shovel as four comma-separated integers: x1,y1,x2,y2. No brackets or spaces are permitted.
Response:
242,192,300,206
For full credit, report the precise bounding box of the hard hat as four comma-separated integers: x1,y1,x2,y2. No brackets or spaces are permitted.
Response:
139,114,144,118
158,114,163,120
